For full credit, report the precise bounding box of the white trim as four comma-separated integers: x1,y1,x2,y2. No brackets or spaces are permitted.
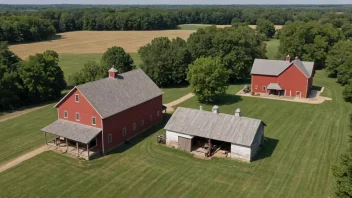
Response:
296,91,301,98
92,117,96,126
64,110,68,118
54,87,77,107
278,62,310,78
122,127,127,136
76,112,80,121
262,86,266,91
75,94,79,103
78,90,104,119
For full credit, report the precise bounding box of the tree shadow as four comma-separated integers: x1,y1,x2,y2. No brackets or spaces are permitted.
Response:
106,114,171,155
312,85,323,91
207,94,243,106
253,137,279,161
9,34,63,46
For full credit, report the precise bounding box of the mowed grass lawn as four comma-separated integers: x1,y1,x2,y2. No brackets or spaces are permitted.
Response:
0,70,350,197
265,39,280,60
59,53,142,80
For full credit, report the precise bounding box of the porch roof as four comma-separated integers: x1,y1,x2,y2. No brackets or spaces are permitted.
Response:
41,120,101,144
267,83,283,90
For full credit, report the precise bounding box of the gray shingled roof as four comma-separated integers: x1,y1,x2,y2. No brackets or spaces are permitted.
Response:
267,83,282,90
164,107,264,146
109,67,118,72
251,59,314,78
73,69,163,119
41,120,101,144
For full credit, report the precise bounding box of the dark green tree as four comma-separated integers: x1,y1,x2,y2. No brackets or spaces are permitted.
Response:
342,23,352,39
101,46,134,75
326,41,352,78
278,21,342,68
139,37,192,87
256,19,276,39
20,50,66,103
332,114,352,197
187,57,230,103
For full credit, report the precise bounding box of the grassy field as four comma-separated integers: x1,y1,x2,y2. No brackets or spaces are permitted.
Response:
9,31,195,59
59,53,141,80
0,70,350,197
265,39,280,60
161,86,192,104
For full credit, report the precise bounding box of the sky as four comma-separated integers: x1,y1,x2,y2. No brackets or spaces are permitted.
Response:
0,0,351,4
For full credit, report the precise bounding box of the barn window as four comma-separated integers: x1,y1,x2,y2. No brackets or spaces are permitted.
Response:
255,85,258,90
108,134,112,143
75,94,79,102
157,111,160,117
150,115,152,122
133,123,136,131
296,91,301,97
64,110,68,118
122,127,127,136
92,117,96,125
141,119,144,126
76,112,80,121
262,86,266,91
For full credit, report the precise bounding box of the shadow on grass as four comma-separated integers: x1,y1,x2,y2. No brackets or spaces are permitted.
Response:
107,114,171,155
254,137,279,161
207,94,243,106
9,34,63,46
312,85,323,91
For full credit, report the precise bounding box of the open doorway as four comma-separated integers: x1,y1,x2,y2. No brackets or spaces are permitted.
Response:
191,136,231,158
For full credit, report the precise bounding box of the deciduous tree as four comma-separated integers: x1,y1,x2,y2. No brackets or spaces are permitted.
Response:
256,19,276,39
101,46,134,75
187,57,229,103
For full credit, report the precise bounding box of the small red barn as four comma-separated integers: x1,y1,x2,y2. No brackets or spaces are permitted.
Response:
251,56,314,98
42,68,163,159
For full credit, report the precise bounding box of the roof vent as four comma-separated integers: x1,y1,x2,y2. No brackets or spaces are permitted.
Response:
212,105,219,114
108,67,118,79
200,106,203,111
235,108,242,117
295,56,300,61
285,55,290,61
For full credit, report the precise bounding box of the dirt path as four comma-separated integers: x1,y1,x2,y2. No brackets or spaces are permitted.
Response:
164,93,195,113
0,146,50,173
0,104,49,123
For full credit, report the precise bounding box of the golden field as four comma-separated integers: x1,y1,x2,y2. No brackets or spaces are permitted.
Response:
10,30,195,59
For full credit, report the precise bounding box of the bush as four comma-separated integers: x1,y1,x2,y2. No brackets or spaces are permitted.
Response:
243,85,251,93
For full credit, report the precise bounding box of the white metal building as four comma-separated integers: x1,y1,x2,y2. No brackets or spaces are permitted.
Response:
164,106,266,162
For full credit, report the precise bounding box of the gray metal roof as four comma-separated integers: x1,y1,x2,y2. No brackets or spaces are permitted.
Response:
267,83,282,90
75,69,163,118
41,120,101,144
164,107,264,146
251,59,314,78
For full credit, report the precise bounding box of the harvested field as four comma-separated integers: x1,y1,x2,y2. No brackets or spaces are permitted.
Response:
9,30,195,59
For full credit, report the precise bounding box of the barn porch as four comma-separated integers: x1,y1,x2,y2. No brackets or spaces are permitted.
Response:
41,119,102,160
267,83,284,96
45,136,100,160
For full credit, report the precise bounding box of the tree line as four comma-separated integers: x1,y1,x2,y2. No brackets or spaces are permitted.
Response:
0,42,66,111
1,6,352,43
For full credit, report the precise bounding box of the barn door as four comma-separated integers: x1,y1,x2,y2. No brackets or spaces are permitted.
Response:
178,137,192,152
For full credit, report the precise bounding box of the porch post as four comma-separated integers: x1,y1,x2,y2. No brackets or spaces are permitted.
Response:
87,143,89,159
44,132,47,145
66,138,68,152
76,142,79,157
55,136,58,148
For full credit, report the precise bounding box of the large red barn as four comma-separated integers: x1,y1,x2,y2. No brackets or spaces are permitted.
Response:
251,56,315,98
42,68,163,160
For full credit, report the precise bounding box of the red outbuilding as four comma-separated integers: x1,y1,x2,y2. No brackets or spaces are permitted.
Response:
251,56,315,98
42,68,163,160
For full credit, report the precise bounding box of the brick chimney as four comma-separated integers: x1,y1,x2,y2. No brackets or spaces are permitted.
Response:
285,55,291,61
108,67,118,79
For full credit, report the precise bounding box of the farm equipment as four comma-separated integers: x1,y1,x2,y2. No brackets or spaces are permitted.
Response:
157,135,166,144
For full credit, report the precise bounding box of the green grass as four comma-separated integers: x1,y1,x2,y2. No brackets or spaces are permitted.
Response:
177,24,207,30
265,39,280,60
0,70,350,197
161,86,192,104
59,53,142,80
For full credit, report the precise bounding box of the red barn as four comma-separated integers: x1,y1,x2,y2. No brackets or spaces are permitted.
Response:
42,68,163,160
251,56,314,98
